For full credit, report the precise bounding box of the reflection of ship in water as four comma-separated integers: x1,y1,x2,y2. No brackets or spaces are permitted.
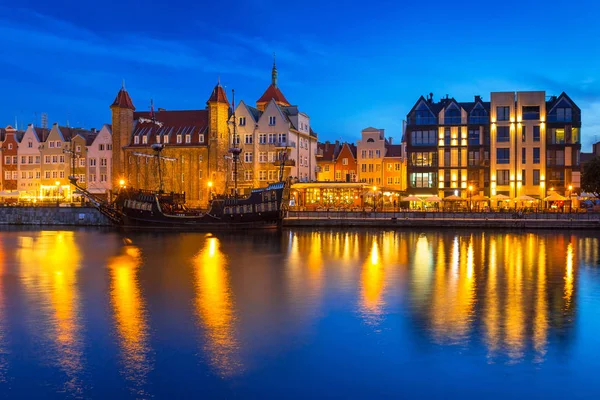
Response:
16,232,86,396
407,232,581,362
108,243,152,397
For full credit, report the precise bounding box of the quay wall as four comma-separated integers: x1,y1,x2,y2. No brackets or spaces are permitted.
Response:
284,211,600,230
0,206,111,226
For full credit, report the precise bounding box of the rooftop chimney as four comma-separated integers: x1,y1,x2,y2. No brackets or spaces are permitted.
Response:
388,136,393,144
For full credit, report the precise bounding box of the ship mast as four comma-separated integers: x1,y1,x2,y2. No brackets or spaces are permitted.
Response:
229,89,241,203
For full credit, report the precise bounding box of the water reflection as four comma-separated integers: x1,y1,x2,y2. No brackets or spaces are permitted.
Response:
407,232,583,363
359,239,385,325
16,231,85,396
108,244,151,396
194,237,242,376
0,238,8,383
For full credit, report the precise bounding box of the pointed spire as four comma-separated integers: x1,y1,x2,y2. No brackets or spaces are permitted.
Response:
207,80,230,106
272,52,278,87
111,83,135,110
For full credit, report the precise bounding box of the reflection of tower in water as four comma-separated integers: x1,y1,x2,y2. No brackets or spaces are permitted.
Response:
16,232,85,395
194,237,242,376
108,244,151,396
0,238,7,383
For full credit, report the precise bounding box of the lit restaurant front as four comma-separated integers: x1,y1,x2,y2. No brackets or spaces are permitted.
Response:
290,182,405,211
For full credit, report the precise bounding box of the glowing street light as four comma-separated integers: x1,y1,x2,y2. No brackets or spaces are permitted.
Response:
207,181,213,188
119,179,126,187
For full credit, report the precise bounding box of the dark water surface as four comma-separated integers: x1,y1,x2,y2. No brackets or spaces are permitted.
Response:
0,228,599,399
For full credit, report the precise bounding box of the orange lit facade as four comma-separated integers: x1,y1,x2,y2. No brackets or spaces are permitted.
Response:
406,91,581,200
316,141,357,182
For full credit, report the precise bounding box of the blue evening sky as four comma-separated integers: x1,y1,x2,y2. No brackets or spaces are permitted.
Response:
1,0,600,150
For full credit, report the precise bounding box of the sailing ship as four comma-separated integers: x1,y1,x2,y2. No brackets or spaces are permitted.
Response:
70,93,291,231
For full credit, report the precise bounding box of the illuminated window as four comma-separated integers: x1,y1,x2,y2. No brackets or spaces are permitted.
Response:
142,136,148,144
521,126,526,142
496,170,510,185
533,169,540,185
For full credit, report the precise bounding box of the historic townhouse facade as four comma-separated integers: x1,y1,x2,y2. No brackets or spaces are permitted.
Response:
17,125,47,196
86,124,112,196
405,91,581,199
316,141,358,182
232,61,318,193
1,126,21,191
357,127,387,186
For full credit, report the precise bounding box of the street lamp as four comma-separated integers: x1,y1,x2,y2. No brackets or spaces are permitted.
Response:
208,181,213,201
568,184,573,212
119,179,125,187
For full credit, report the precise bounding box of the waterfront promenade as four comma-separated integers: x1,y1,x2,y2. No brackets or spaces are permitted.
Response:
284,210,600,229
0,205,599,229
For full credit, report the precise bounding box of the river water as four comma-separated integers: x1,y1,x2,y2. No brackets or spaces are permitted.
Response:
0,228,599,399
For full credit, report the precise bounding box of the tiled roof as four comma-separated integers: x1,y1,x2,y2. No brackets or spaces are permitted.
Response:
131,110,209,147
111,88,136,110
207,84,230,105
318,141,338,162
385,144,403,158
257,84,290,106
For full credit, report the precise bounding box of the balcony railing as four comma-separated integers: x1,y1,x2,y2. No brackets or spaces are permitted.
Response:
547,115,573,123
407,117,438,125
469,117,489,124
272,159,296,167
269,141,296,148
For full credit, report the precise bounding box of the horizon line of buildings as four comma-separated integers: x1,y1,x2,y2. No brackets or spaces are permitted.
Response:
1,65,599,206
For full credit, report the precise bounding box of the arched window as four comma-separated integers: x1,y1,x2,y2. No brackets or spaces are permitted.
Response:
367,138,375,143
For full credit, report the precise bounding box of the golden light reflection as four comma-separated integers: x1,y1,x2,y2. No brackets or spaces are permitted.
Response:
430,236,475,344
484,236,500,357
194,237,242,376
533,239,547,363
505,235,525,361
16,231,83,395
0,238,7,383
108,244,151,394
360,240,385,325
565,242,574,308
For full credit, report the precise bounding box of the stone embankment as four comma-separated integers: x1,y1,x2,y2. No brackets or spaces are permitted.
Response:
0,206,110,226
283,211,600,230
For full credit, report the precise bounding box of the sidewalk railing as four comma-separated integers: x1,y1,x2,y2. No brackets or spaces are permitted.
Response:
287,210,600,221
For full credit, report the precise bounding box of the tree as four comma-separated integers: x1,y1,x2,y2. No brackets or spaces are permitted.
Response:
581,156,600,198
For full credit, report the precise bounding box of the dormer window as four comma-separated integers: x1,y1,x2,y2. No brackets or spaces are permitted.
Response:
269,116,276,125
156,135,160,143
177,134,182,144
239,117,246,126
134,136,140,144
444,104,461,124
470,104,489,124
413,101,436,125
142,136,148,144
185,134,191,144
199,134,205,143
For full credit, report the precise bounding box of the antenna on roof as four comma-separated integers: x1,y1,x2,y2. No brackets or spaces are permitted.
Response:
14,116,17,130
41,113,48,129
